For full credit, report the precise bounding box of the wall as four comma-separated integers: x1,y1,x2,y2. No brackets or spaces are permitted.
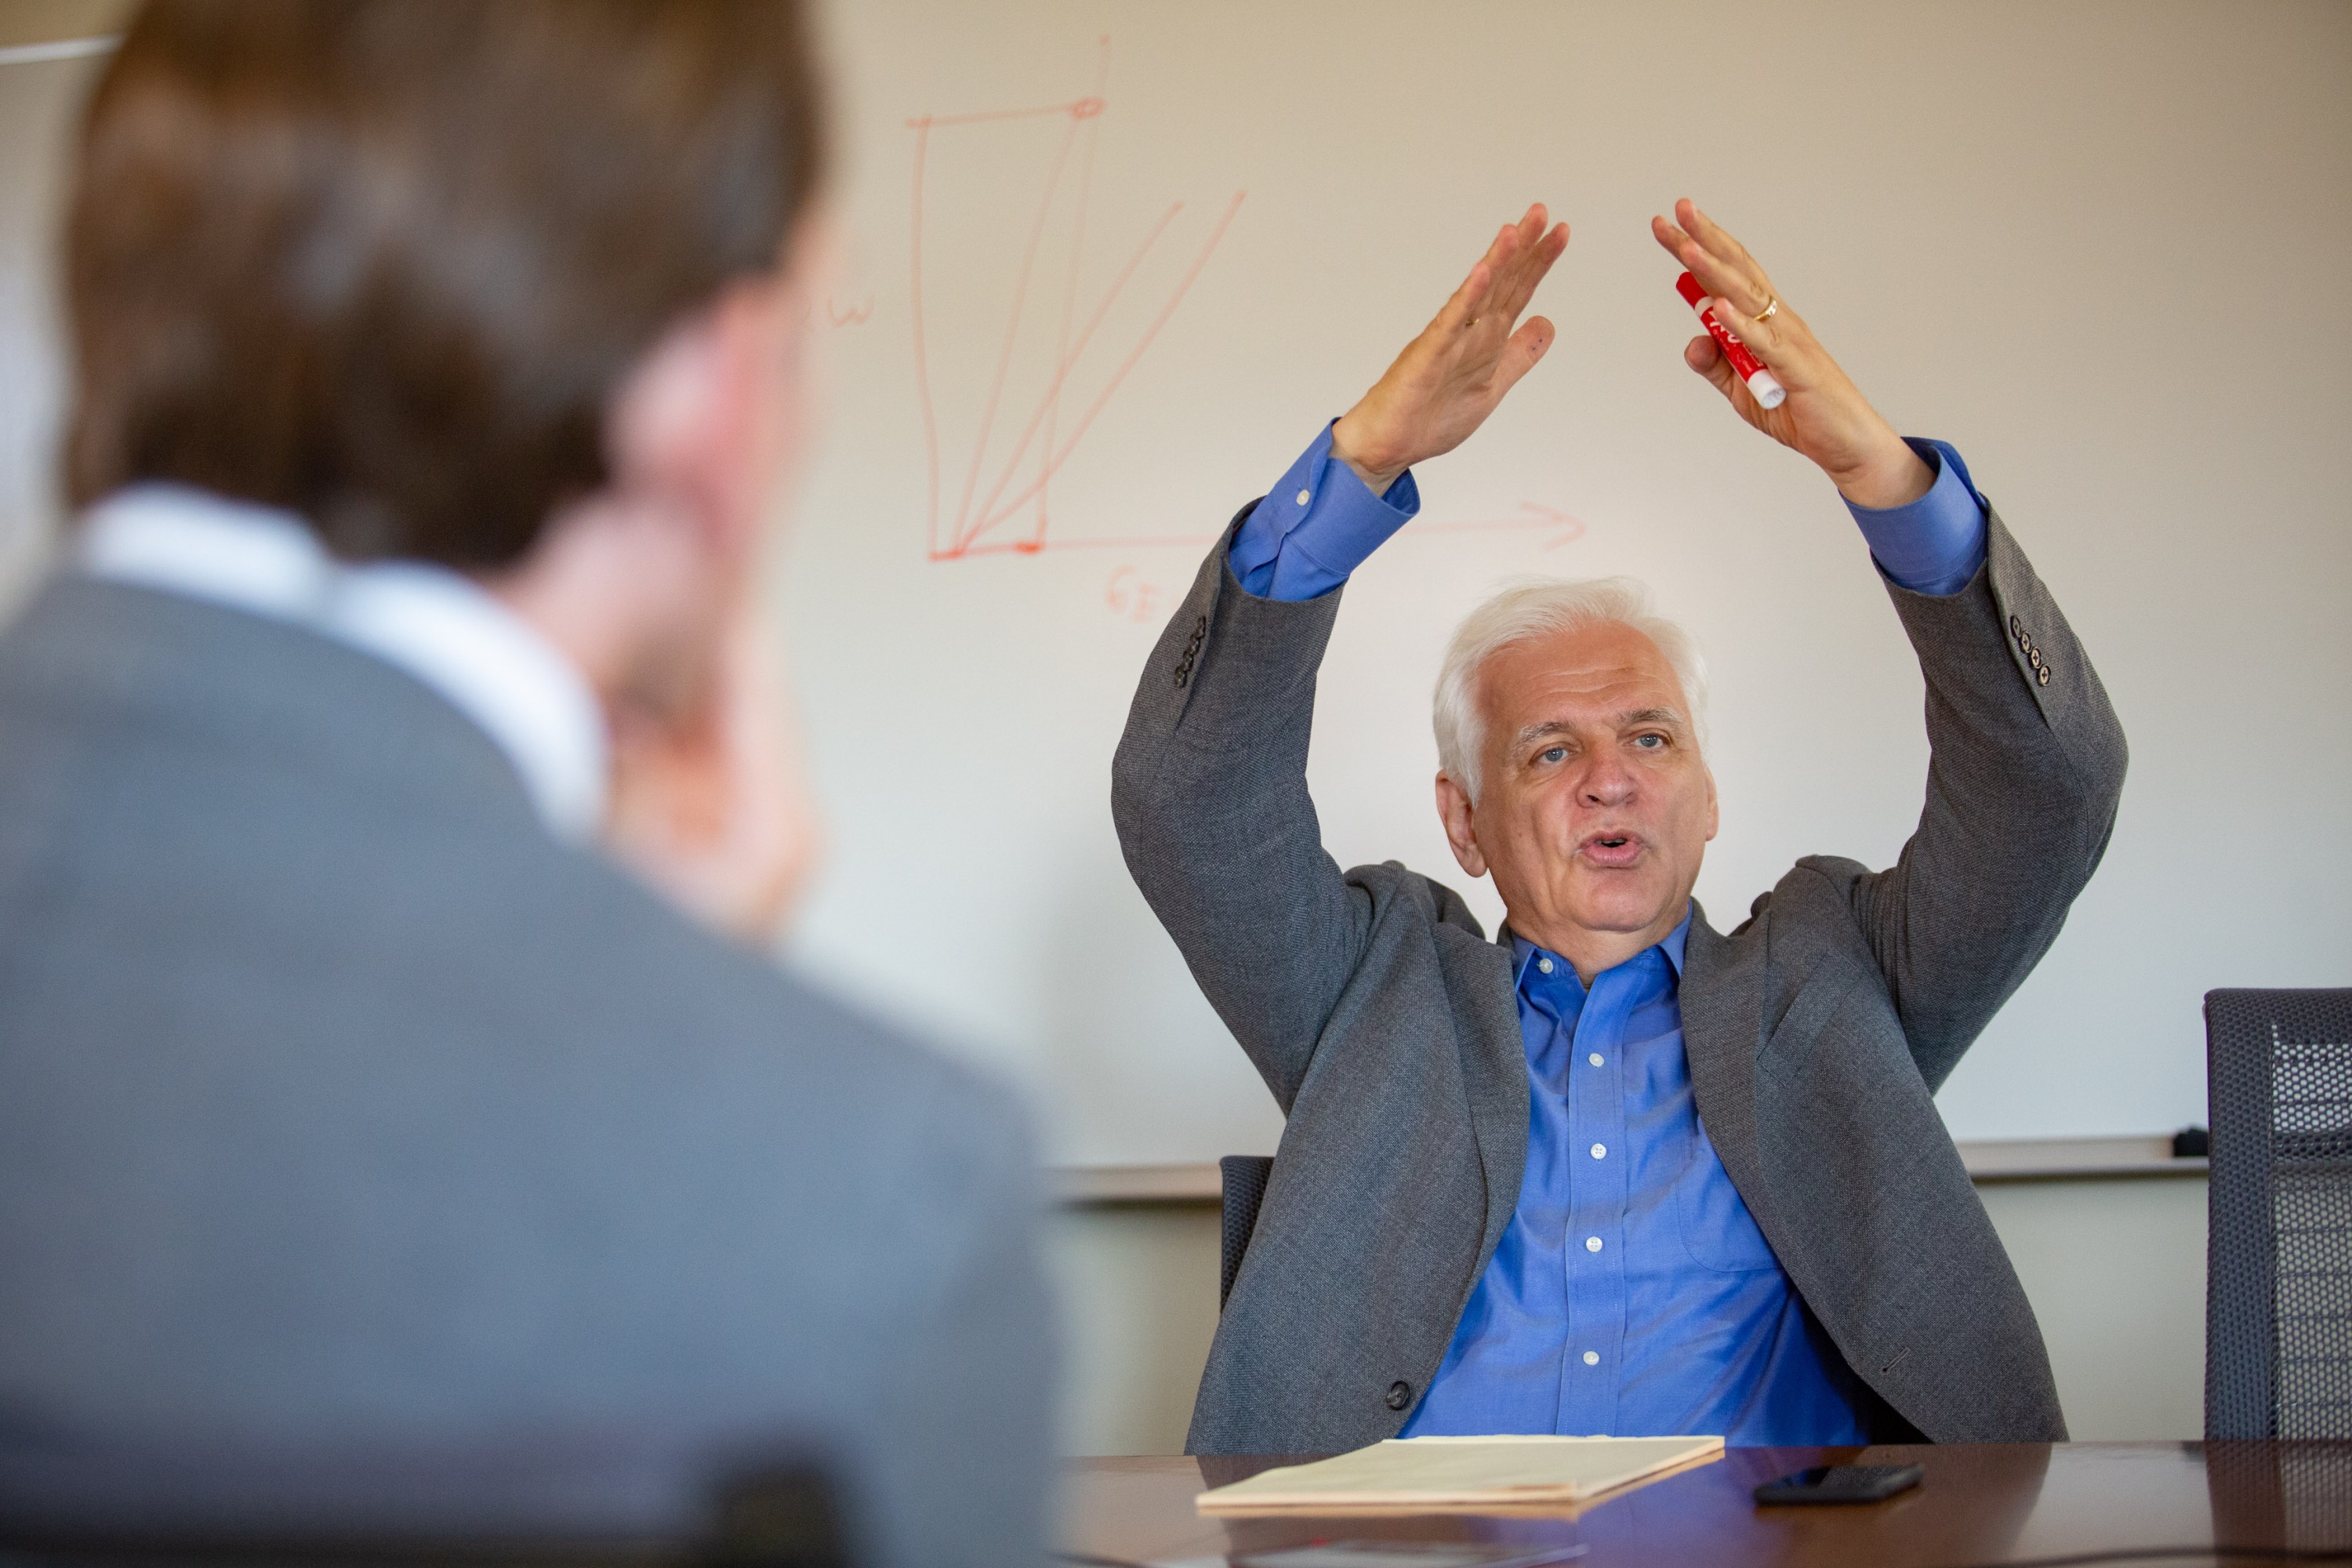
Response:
1048,1176,2209,1454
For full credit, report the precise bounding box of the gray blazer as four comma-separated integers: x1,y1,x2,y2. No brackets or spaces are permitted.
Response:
1112,506,2126,1454
0,578,1053,1567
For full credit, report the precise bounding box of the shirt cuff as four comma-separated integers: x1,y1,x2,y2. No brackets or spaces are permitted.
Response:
1229,421,1421,600
1845,437,1989,597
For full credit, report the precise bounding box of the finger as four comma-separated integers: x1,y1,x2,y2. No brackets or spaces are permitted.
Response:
1675,198,1751,269
1675,198,1777,314
1683,332,1738,399
1458,222,1525,327
1450,214,1544,338
1495,205,1546,296
1494,220,1569,322
1705,291,1794,371
1432,257,1495,335
1653,224,1747,310
1658,225,1760,318
1490,314,1555,398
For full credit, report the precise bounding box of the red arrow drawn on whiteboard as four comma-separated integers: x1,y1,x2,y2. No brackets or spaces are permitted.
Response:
1416,503,1588,550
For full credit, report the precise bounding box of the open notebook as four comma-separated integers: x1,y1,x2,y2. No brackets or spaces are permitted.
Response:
1196,1434,1724,1515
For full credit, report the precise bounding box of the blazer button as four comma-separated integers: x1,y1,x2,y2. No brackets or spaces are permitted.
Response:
1385,1381,1413,1411
2037,666,2051,686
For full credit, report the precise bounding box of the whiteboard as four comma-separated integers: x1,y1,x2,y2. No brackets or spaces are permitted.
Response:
5,3,2349,1167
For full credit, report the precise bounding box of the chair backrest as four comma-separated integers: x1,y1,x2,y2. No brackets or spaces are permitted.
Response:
2206,986,2352,1439
0,1428,847,1567
1218,1155,1274,1312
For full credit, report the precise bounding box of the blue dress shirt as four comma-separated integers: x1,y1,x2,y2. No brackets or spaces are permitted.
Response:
1232,422,1991,1439
1227,422,1421,599
1401,920,1867,1442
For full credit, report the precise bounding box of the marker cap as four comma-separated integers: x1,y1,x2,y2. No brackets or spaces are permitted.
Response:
1742,367,1788,410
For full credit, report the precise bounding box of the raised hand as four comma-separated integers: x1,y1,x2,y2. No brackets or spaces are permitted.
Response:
1330,203,1571,495
1651,198,1932,510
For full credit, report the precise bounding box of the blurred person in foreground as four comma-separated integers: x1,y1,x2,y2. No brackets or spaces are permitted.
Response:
0,5,1050,1563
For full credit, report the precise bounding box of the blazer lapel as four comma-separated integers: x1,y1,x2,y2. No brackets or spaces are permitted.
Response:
1452,927,1530,1277
1679,902,1780,1237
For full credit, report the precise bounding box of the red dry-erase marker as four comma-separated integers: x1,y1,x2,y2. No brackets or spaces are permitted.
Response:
1675,271,1786,410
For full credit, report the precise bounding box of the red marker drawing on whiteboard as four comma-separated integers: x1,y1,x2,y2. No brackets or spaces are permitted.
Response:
1675,270,1786,410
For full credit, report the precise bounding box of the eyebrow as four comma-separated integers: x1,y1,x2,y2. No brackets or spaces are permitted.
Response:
1620,707,1690,732
1512,708,1690,747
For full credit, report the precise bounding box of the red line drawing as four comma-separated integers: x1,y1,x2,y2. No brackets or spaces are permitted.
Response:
826,295,874,326
904,44,1586,568
1103,566,1164,623
911,39,1247,561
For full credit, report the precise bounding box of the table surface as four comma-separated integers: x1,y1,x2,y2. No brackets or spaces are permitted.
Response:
1063,1442,2352,1566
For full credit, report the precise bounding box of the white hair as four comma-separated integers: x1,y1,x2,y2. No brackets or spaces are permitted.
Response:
1432,576,1709,803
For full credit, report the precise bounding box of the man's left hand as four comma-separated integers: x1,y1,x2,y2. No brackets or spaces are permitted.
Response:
1651,198,1932,510
1330,204,1571,496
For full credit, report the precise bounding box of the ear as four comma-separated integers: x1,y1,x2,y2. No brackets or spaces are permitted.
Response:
604,303,731,530
1436,772,1489,879
1703,763,1719,843
701,270,815,561
602,269,810,572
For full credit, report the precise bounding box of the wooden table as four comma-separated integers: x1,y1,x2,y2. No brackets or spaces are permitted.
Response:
1064,1443,2352,1566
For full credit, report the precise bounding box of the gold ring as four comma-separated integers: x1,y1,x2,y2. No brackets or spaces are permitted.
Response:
1465,316,1480,328
1754,296,1780,322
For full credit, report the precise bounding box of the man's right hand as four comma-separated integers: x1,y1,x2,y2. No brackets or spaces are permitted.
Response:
1330,204,1570,495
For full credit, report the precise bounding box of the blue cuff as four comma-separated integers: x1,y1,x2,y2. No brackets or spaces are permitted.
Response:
1845,437,1989,597
1229,421,1421,600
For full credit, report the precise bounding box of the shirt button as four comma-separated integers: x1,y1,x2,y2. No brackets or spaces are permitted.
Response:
1296,488,1312,506
1591,1143,1607,1160
1584,1236,1602,1254
1588,1053,1603,1067
1582,1351,1600,1367
1537,956,1554,975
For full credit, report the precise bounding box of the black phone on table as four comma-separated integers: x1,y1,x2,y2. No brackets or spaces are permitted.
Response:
1752,1463,1923,1504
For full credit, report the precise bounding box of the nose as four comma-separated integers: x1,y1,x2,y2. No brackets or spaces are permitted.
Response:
1579,750,1637,809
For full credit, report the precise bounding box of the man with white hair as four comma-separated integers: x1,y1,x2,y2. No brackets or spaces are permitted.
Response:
1112,201,2126,1452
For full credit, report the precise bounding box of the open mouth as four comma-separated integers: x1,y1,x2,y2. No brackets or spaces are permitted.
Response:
1578,831,1645,869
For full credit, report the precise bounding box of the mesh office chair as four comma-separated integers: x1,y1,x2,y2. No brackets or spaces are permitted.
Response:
0,1428,846,1567
1218,1155,1274,1311
2206,986,2352,1439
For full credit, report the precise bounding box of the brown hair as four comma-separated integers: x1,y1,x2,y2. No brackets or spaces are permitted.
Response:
63,0,825,568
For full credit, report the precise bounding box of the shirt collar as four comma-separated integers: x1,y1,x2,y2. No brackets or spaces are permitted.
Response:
1510,903,1693,993
76,484,608,841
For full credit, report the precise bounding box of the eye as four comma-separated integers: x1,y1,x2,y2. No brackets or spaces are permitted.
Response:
1537,746,1568,764
1632,733,1667,750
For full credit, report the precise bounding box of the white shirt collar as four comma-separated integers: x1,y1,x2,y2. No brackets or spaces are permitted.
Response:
76,484,609,841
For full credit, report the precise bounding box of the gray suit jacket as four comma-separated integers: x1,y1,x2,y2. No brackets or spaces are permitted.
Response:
1112,506,2126,1454
0,578,1052,1567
